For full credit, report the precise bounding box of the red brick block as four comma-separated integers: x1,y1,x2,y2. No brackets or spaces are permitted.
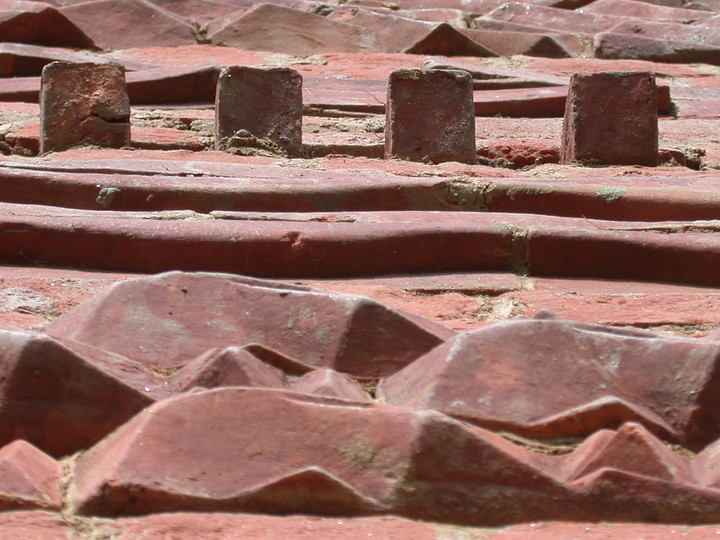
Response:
215,66,302,157
385,69,475,164
40,62,130,154
560,71,658,166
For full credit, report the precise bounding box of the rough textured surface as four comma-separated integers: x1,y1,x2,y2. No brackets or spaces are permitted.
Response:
561,71,659,166
0,440,62,511
45,272,449,377
0,1,95,49
1,0,720,536
39,62,130,153
379,317,720,449
215,66,302,156
0,329,155,456
385,68,475,163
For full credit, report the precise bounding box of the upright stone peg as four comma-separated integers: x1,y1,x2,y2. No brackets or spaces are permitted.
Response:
40,62,130,154
215,66,303,157
385,68,476,164
560,71,658,166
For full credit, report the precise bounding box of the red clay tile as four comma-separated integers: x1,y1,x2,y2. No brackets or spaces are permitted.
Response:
145,0,238,24
169,346,288,392
0,330,153,456
125,65,219,104
0,511,71,539
328,9,498,56
473,86,568,117
0,440,62,510
379,318,720,449
290,369,370,401
59,0,197,50
594,32,720,64
570,467,720,522
0,43,109,78
526,227,720,287
561,422,694,484
0,6,719,531
608,19,720,48
70,386,571,523
583,0,714,21
482,2,625,35
0,76,40,102
0,1,94,49
209,4,377,55
46,272,448,377
97,513,439,540
467,29,575,59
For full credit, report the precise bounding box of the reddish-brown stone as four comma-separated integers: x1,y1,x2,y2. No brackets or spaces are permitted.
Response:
209,3,377,55
594,30,720,65
378,318,720,449
328,9,497,56
77,512,720,539
46,272,448,377
0,43,108,78
145,0,238,24
582,0,714,20
70,387,572,523
0,211,516,280
59,0,197,50
561,423,694,484
470,18,586,55
560,71,658,166
461,29,574,58
0,76,40,101
169,346,288,392
483,3,624,35
473,86,568,117
215,66,302,156
0,1,94,49
40,62,130,154
385,68,475,164
291,369,370,401
0,440,62,510
126,65,219,105
571,467,720,522
399,24,498,57
0,511,72,539
0,330,154,456
526,227,720,288
692,437,720,488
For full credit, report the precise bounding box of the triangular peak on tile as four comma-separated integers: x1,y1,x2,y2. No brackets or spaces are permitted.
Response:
46,271,449,378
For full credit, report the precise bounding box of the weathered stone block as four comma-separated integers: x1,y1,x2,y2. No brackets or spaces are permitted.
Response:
385,69,475,164
40,61,130,154
215,65,302,157
560,71,658,166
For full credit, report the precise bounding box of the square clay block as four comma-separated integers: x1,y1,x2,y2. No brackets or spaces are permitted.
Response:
385,68,475,164
215,66,302,157
40,62,130,154
561,71,658,166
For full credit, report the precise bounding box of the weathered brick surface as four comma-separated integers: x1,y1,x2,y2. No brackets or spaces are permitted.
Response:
385,68,475,163
215,65,302,156
0,440,62,511
40,62,130,154
560,71,658,166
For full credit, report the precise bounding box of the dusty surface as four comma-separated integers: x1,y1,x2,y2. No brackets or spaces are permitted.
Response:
2,0,720,536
